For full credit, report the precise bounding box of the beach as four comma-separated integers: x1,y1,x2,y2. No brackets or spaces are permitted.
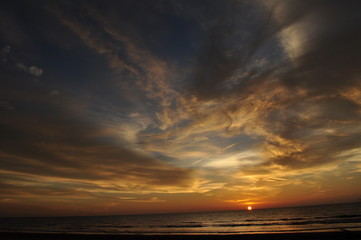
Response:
1,231,361,240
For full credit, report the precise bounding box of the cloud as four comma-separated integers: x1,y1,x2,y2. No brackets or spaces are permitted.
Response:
49,3,178,108
191,1,360,163
0,2,197,203
86,1,361,196
1,45,11,62
28,66,43,77
15,62,27,71
0,91,196,202
16,62,43,76
1,45,43,77
126,1,361,202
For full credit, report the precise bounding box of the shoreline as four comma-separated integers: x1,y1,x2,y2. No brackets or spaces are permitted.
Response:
1,231,361,240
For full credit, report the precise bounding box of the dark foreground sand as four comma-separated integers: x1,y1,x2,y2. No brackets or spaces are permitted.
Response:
1,231,361,240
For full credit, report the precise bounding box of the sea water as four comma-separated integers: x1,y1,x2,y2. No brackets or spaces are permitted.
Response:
0,202,361,235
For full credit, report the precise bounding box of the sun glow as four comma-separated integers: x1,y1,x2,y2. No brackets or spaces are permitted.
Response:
247,206,252,211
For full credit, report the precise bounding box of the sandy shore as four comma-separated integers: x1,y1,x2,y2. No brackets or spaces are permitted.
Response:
1,231,361,240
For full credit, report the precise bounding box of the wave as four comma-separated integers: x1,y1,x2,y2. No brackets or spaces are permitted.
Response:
158,225,204,228
315,214,361,219
94,225,134,228
217,218,361,227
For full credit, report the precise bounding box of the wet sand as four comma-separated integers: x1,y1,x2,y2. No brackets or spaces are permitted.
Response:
1,231,361,240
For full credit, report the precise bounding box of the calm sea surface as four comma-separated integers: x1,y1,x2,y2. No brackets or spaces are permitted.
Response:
1,202,361,235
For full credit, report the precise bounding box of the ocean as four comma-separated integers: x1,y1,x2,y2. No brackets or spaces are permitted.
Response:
1,202,360,235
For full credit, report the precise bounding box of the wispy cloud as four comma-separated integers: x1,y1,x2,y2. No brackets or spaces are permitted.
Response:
133,0,361,204
1,45,43,76
16,62,43,76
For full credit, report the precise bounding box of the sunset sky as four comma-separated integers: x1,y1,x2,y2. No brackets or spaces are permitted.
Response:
1,0,361,217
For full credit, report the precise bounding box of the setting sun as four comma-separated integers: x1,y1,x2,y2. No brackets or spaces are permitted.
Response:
247,206,252,211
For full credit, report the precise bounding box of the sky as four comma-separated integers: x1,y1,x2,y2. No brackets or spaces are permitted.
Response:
1,0,361,217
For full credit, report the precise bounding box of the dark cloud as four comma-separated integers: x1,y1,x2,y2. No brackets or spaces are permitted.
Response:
283,28,361,94
0,1,194,194
186,0,361,170
188,0,320,99
189,0,361,96
0,87,193,188
265,1,361,168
